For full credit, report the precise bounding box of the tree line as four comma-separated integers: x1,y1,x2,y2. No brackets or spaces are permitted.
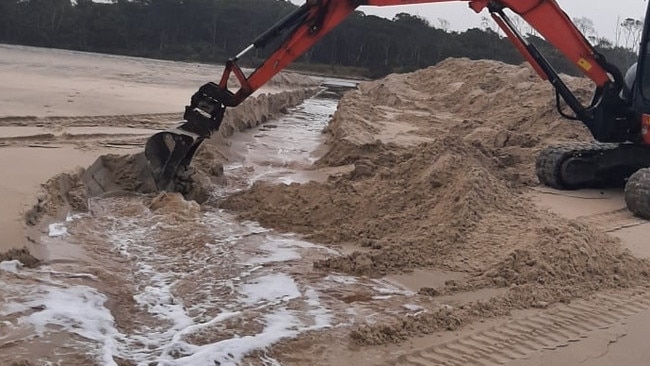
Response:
0,0,641,78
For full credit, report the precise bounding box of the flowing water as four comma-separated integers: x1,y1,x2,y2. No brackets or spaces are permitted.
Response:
0,86,424,366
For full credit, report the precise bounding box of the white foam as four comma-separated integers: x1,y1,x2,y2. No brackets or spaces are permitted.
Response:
33,268,98,280
371,279,415,296
108,222,192,327
304,287,331,330
240,220,271,235
0,259,22,273
403,304,424,312
246,242,301,264
278,176,297,185
157,311,241,361
20,286,121,366
240,273,301,305
1,300,30,317
48,222,68,237
246,235,339,264
372,295,393,300
159,308,302,366
0,96,354,365
154,272,332,365
324,274,358,285
133,281,193,330
245,237,318,265
65,212,83,222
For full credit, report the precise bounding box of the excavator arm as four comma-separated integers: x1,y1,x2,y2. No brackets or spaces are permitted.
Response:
145,0,635,191
208,0,620,107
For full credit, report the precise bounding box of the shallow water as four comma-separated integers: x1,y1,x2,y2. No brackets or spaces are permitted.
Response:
0,88,423,366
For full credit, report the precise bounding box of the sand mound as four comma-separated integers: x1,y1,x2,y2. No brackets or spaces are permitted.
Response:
221,58,650,334
318,58,593,186
224,136,645,281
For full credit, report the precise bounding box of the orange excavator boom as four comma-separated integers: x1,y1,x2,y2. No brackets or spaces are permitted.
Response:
145,0,633,191
219,0,619,107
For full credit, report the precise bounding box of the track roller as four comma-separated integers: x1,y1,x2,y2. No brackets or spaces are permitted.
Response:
536,142,650,219
535,142,622,189
625,168,650,219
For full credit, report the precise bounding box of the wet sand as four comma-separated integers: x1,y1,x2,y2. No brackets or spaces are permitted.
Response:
0,145,139,251
0,42,189,252
1,44,208,117
0,78,386,366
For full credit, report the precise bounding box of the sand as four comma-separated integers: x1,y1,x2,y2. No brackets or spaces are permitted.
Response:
4,45,650,366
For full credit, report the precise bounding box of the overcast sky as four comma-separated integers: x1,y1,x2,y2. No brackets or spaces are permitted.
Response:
289,1,647,42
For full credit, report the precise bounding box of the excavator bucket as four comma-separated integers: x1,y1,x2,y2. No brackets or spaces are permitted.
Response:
144,125,205,191
144,86,227,191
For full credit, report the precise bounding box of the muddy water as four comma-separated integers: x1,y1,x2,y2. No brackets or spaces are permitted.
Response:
0,89,425,366
223,93,338,186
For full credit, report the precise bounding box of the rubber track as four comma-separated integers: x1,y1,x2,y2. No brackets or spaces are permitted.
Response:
535,142,619,189
387,287,650,366
625,168,650,220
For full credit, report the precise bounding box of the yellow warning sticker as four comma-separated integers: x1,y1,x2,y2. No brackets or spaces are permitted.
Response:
578,58,593,72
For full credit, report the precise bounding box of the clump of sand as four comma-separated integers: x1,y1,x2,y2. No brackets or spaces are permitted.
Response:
149,191,201,218
0,248,39,268
24,171,87,226
221,58,650,340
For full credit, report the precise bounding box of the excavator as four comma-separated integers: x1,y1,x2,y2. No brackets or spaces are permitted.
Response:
143,0,650,219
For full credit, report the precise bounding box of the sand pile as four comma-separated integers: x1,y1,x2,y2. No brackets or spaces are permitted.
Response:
221,58,650,329
223,137,645,282
319,58,594,186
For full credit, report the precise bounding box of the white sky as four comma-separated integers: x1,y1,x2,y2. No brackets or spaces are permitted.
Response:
289,0,647,42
